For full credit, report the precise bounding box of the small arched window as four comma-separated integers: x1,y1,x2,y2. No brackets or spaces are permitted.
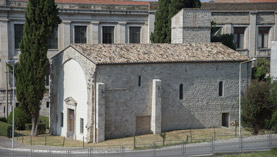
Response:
219,81,223,97
179,84,183,100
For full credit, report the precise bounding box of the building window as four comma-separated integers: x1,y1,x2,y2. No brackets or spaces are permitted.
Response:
4,107,5,113
61,112,63,127
80,118,84,134
258,27,270,49
16,103,19,107
49,27,58,49
46,102,49,108
14,24,24,49
129,27,141,43
211,27,222,37
179,84,183,100
219,81,223,97
233,27,245,49
74,26,87,43
138,76,141,86
45,75,50,86
102,26,114,44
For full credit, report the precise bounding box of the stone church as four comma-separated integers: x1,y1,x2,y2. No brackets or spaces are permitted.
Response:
50,43,250,143
50,9,251,143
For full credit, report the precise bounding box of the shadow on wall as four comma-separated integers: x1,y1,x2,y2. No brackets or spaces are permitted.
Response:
56,63,65,136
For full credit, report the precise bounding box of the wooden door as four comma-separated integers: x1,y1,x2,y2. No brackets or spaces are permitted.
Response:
68,109,74,137
222,113,229,127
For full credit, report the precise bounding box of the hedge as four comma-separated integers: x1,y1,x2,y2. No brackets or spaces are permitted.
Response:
8,108,31,130
0,117,7,122
0,121,12,138
39,116,49,129
25,123,46,134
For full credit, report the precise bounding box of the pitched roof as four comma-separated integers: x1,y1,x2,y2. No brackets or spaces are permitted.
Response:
65,43,249,64
201,2,277,10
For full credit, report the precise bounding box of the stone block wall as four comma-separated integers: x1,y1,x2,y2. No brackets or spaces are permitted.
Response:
171,9,211,43
96,62,251,139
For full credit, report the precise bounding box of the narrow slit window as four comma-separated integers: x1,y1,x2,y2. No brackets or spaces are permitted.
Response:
46,102,50,108
61,112,63,127
80,118,84,134
219,81,223,97
138,76,141,86
3,107,5,113
179,84,183,100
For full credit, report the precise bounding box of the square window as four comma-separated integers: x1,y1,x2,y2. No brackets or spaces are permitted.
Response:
233,27,245,49
75,26,87,44
258,27,270,48
14,24,24,49
102,26,114,44
49,27,58,49
129,27,141,43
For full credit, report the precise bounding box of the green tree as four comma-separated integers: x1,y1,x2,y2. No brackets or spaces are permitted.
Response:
15,0,61,136
252,58,270,81
150,0,201,43
150,0,170,43
242,80,277,134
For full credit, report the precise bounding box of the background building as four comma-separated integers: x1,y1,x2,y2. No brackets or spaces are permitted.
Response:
202,2,277,58
0,0,157,118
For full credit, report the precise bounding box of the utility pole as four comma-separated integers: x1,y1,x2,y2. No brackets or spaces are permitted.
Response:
5,63,9,118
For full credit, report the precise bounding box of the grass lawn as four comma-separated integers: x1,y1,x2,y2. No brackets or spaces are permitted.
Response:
218,148,277,157
11,127,258,148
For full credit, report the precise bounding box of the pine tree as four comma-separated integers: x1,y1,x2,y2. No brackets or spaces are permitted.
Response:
150,0,170,43
151,0,201,43
15,0,61,136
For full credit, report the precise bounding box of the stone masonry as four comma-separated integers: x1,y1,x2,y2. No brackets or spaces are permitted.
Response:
171,9,211,44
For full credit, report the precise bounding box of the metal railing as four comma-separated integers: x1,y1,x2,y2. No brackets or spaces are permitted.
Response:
0,133,276,157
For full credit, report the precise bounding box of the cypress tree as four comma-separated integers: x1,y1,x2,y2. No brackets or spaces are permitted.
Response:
15,0,61,136
151,0,201,43
150,0,170,43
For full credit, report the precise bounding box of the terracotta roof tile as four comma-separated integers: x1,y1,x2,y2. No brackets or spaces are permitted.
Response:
69,43,249,64
10,0,150,5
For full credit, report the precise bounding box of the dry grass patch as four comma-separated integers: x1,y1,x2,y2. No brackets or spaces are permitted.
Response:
13,127,255,148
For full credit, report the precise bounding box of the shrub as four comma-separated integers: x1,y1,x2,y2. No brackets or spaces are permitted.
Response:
8,107,31,130
0,117,7,122
25,123,46,134
39,116,49,129
0,121,12,138
242,80,276,134
211,34,236,50
271,111,277,133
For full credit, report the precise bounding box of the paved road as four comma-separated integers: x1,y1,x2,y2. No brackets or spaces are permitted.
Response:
0,134,276,157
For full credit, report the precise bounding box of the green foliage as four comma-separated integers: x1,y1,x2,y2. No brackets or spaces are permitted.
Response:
270,111,277,133
7,107,31,130
25,123,46,134
0,117,7,122
15,0,61,135
150,0,170,43
242,80,277,134
0,121,12,138
39,116,49,129
252,58,270,81
211,34,236,50
150,0,200,43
